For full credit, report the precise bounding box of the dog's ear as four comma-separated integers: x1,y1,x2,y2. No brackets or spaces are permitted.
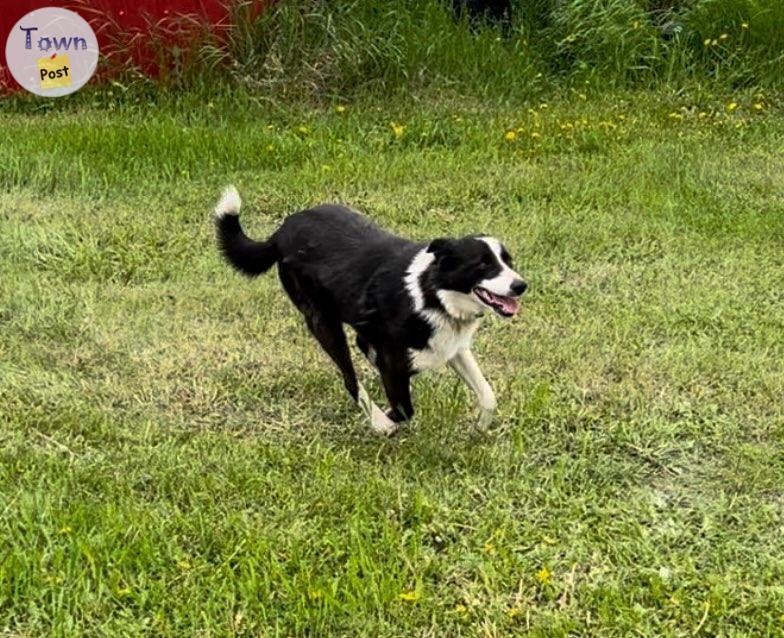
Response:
427,238,453,258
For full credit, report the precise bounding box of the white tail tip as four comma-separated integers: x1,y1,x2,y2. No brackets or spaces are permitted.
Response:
215,185,241,218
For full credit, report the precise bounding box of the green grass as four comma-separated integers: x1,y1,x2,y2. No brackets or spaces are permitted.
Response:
11,0,779,108
1,91,784,635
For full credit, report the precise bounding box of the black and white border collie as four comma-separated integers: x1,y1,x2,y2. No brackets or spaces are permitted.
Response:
214,186,527,436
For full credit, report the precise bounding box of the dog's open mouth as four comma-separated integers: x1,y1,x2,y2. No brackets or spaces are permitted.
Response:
473,287,519,317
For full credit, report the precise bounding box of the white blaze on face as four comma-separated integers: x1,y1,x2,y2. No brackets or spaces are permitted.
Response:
477,237,521,295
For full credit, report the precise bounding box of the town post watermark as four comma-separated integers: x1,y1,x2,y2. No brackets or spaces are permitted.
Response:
5,7,99,97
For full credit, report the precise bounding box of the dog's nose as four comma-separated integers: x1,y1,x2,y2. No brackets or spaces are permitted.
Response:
510,279,528,296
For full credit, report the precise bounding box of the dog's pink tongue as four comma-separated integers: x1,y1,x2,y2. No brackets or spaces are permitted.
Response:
501,296,520,315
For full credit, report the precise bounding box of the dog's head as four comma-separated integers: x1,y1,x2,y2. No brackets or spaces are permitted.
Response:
426,235,527,320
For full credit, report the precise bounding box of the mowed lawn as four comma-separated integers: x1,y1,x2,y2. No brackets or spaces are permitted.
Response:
1,95,783,636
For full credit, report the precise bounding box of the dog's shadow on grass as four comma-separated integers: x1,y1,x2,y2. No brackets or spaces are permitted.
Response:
303,377,501,474
218,359,502,473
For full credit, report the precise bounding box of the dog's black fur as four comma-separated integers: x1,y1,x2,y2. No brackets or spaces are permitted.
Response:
215,187,525,434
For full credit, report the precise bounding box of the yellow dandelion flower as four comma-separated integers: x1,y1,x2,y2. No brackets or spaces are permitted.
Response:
753,103,765,111
703,38,711,46
454,603,468,615
399,590,420,602
390,122,405,139
536,567,552,584
506,604,523,618
720,33,729,40
711,38,718,46
504,130,517,142
741,22,749,29
483,541,497,554
335,105,347,113
266,144,274,152
726,102,738,112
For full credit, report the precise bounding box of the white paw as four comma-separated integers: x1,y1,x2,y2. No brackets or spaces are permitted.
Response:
370,406,399,437
357,384,399,437
476,407,494,432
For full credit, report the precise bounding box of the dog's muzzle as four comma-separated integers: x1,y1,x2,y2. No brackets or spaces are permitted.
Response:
473,279,526,317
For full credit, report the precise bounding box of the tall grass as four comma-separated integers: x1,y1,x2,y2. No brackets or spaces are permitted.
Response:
2,0,782,108
216,0,546,100
684,0,784,85
203,0,784,100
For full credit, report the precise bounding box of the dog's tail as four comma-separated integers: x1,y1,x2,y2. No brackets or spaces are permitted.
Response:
214,186,279,277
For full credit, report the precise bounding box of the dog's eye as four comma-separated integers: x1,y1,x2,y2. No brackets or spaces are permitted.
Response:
480,254,493,266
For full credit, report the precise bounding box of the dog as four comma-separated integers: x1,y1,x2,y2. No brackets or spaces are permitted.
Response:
214,186,527,436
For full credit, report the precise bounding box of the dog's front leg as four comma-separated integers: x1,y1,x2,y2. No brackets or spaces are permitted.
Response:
449,349,497,430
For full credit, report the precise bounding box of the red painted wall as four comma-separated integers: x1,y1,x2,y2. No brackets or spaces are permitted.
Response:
1,0,266,91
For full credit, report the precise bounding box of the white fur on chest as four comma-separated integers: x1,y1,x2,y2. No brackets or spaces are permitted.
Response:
408,311,479,372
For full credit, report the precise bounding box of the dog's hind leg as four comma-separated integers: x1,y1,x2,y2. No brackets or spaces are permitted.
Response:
306,313,359,396
449,349,496,431
304,314,397,436
355,334,379,369
306,322,397,436
378,352,414,424
279,266,397,436
310,321,396,436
